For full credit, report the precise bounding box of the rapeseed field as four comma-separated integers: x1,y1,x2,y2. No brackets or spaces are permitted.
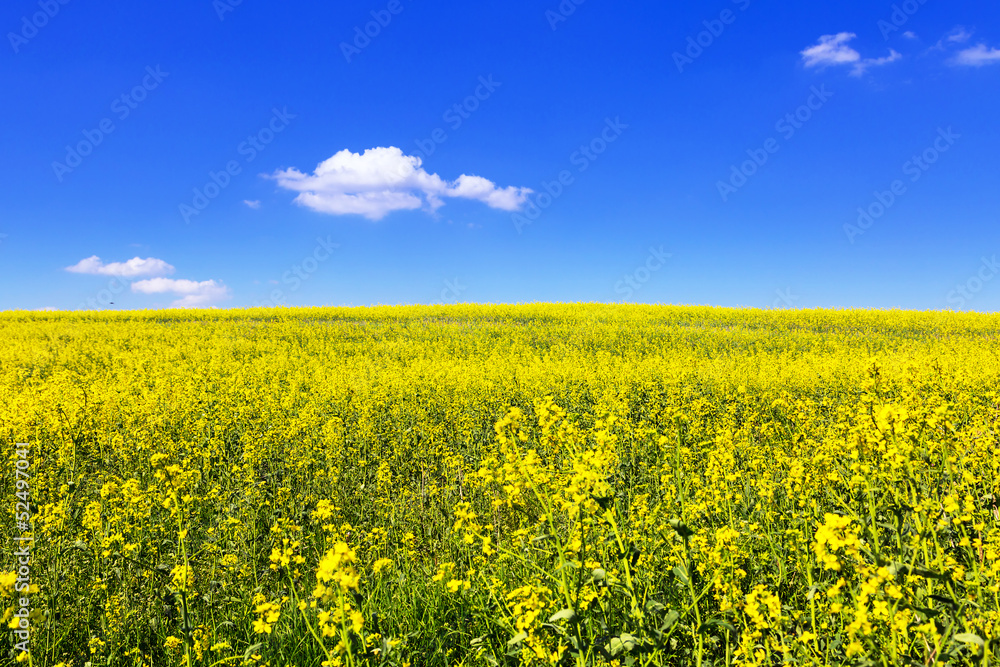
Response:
2,304,999,666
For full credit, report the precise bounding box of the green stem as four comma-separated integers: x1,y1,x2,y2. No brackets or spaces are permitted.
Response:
287,569,334,665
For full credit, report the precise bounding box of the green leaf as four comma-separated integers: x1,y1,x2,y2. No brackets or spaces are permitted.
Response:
953,633,984,647
548,608,576,623
507,632,528,647
928,594,958,609
699,619,737,635
609,634,639,656
645,600,666,614
672,564,690,585
592,494,615,510
591,568,606,582
897,565,948,581
668,519,693,538
242,643,264,659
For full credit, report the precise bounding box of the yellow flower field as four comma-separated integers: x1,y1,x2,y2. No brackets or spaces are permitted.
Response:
2,304,999,666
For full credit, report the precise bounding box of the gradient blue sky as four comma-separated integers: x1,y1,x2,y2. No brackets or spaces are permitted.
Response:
2,0,998,311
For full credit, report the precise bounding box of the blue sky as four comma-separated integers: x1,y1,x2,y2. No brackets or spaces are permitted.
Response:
1,0,999,311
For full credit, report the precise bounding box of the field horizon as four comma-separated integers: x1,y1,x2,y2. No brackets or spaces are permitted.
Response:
3,304,1000,665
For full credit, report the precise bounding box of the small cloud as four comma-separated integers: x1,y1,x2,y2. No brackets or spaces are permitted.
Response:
244,200,262,209
131,278,232,308
947,27,973,43
272,146,532,221
801,33,861,68
930,27,975,52
903,31,918,40
66,256,175,278
801,33,902,76
951,44,1000,66
861,49,903,72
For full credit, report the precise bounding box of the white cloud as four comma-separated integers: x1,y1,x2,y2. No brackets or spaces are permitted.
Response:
801,33,901,76
272,146,533,221
930,27,975,53
951,44,1000,66
860,49,903,73
66,255,175,278
244,199,262,209
801,33,861,67
902,31,918,40
947,27,973,43
131,278,232,308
